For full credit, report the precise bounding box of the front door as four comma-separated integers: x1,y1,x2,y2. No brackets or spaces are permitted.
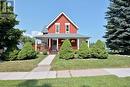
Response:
52,40,57,51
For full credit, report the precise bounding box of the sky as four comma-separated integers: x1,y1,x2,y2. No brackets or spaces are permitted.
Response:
15,0,109,42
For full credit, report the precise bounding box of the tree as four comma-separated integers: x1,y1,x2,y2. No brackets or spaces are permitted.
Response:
17,42,37,60
59,39,74,59
78,41,91,59
20,36,35,45
0,0,23,55
94,40,106,50
1,47,19,61
104,0,130,54
91,40,108,59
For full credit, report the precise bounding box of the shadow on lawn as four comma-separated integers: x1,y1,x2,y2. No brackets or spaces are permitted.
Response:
81,85,90,87
17,80,52,87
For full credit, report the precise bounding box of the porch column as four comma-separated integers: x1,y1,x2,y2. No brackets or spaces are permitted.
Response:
57,39,58,51
77,38,80,49
87,39,89,48
49,38,51,49
35,39,37,51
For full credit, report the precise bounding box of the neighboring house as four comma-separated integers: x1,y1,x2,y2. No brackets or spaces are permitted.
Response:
35,12,90,53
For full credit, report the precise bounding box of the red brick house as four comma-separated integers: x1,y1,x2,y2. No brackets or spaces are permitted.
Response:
35,12,90,53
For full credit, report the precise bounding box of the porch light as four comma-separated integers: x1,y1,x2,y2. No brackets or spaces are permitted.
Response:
61,40,64,42
71,40,75,43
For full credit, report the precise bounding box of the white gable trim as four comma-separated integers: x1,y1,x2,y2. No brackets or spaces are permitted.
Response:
46,12,79,29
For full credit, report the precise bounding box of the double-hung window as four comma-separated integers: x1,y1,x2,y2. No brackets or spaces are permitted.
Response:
65,23,70,33
55,23,60,33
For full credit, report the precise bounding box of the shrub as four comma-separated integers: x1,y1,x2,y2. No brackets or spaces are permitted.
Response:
94,40,106,50
73,50,79,59
1,48,19,61
59,39,74,60
91,40,108,59
78,41,91,59
99,50,108,59
17,42,37,60
43,50,48,55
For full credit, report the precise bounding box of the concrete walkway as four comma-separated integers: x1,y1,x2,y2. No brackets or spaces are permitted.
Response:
38,55,56,66
32,55,56,72
0,68,130,80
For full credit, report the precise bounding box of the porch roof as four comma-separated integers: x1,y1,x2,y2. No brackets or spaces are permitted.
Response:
35,33,90,39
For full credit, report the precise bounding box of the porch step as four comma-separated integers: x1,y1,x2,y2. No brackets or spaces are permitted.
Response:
50,51,57,54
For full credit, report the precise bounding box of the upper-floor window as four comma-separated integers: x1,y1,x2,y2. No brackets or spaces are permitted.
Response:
55,23,60,33
65,23,70,33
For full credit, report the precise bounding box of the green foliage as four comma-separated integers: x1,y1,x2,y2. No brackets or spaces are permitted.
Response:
89,42,95,48
1,47,19,61
0,0,23,56
79,41,88,51
104,0,130,54
0,0,13,13
20,36,35,45
73,50,79,59
59,39,74,60
94,40,105,50
43,50,48,55
17,42,37,60
78,41,91,59
91,40,108,59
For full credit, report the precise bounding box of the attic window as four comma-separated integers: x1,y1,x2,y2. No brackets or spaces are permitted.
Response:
65,23,70,33
55,23,60,33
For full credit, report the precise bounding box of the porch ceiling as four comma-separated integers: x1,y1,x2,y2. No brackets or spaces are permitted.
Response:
34,33,90,39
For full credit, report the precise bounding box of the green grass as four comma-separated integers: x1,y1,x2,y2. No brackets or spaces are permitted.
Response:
51,55,130,70
0,54,47,72
0,76,130,87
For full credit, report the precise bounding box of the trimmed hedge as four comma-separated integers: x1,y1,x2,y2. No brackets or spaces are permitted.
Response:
91,40,108,59
77,40,108,59
17,42,37,60
78,41,91,59
59,39,74,60
94,40,106,50
59,39,108,59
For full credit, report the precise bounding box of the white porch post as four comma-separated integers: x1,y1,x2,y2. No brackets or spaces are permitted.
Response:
77,38,80,49
49,38,51,49
87,39,89,48
35,39,37,51
57,39,59,51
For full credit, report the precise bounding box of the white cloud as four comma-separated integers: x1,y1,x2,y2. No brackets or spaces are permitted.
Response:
23,31,43,38
31,31,43,36
23,33,33,38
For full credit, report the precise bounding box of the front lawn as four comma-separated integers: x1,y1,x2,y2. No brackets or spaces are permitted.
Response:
0,54,47,72
51,55,130,70
0,76,130,87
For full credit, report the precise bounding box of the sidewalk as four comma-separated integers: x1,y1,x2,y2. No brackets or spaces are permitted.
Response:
0,68,130,80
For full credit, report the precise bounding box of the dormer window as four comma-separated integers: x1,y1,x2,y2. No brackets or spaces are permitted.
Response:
55,23,60,33
65,23,70,33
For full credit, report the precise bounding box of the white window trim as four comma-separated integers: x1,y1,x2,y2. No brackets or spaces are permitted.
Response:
55,23,60,34
65,23,70,33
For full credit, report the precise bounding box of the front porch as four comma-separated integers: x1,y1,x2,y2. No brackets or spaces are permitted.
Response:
34,33,90,53
48,38,79,52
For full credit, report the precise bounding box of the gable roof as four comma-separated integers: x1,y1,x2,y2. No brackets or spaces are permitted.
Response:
46,12,79,29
